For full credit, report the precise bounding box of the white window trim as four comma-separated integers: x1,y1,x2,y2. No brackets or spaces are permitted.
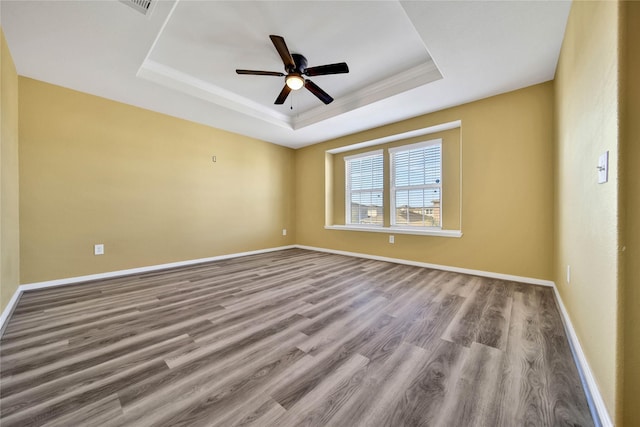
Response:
389,138,443,229
324,224,462,238
345,149,384,227
343,149,384,162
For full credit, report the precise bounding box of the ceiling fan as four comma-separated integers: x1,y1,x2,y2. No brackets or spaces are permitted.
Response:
236,35,349,105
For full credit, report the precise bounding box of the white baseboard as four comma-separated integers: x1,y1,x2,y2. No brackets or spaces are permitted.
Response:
0,286,23,336
0,244,611,427
0,245,295,334
295,244,554,287
551,285,613,427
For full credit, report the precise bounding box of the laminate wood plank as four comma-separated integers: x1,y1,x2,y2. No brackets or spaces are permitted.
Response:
300,282,380,319
272,353,369,427
295,296,390,355
0,339,69,363
405,292,465,349
14,276,190,312
1,360,168,427
382,268,444,317
323,340,423,426
435,341,504,427
1,314,216,394
440,276,495,347
1,334,195,416
356,307,423,365
219,282,317,312
0,248,594,426
119,330,310,424
299,292,386,337
166,313,308,370
239,400,287,427
376,338,468,426
537,288,593,426
40,394,124,427
116,313,309,408
1,300,221,375
301,270,379,306
331,341,431,427
439,272,481,298
186,298,309,344
476,280,513,350
2,305,142,341
132,347,309,427
268,312,391,409
490,290,551,427
1,299,219,356
218,396,285,427
211,355,319,427
3,296,217,355
373,267,426,299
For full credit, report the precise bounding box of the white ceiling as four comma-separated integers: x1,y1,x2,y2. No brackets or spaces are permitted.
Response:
1,0,571,149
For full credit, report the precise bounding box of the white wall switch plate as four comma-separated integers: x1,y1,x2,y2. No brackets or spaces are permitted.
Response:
94,244,104,255
282,229,287,236
567,265,571,284
389,235,395,244
598,151,609,184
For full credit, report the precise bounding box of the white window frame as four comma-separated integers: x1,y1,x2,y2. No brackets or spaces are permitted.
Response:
389,139,443,229
345,149,384,227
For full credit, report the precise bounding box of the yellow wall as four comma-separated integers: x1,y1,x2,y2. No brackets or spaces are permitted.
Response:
0,28,20,312
554,0,620,420
18,78,295,283
621,2,640,425
297,83,554,280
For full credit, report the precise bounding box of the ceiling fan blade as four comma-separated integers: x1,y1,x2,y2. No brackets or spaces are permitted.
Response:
274,85,292,104
236,69,285,76
269,35,295,70
305,80,334,104
304,62,349,76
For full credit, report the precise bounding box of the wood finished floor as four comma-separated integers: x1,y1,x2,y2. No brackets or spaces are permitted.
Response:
0,248,593,426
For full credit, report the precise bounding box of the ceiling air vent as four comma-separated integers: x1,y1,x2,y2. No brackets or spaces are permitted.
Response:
119,0,153,15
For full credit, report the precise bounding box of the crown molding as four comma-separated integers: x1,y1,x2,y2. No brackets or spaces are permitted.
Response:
293,61,442,129
137,60,293,129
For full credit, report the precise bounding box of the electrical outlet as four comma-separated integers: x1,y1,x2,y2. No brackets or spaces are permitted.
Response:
282,229,287,236
389,235,395,244
94,244,104,256
566,265,571,284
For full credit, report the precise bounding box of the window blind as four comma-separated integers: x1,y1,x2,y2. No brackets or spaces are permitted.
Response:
390,142,442,228
345,151,384,225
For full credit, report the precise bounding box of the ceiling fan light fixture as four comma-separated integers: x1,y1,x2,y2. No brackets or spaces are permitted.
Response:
286,74,304,90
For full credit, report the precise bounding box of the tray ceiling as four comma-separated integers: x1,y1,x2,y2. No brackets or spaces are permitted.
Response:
1,0,571,148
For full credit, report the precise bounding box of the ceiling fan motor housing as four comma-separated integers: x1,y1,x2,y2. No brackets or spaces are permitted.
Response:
290,54,308,74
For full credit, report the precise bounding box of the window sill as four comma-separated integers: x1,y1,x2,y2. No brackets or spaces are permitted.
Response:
324,225,463,238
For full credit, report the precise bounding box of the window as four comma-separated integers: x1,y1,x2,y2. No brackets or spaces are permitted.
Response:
345,150,383,225
329,123,461,237
390,140,442,228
